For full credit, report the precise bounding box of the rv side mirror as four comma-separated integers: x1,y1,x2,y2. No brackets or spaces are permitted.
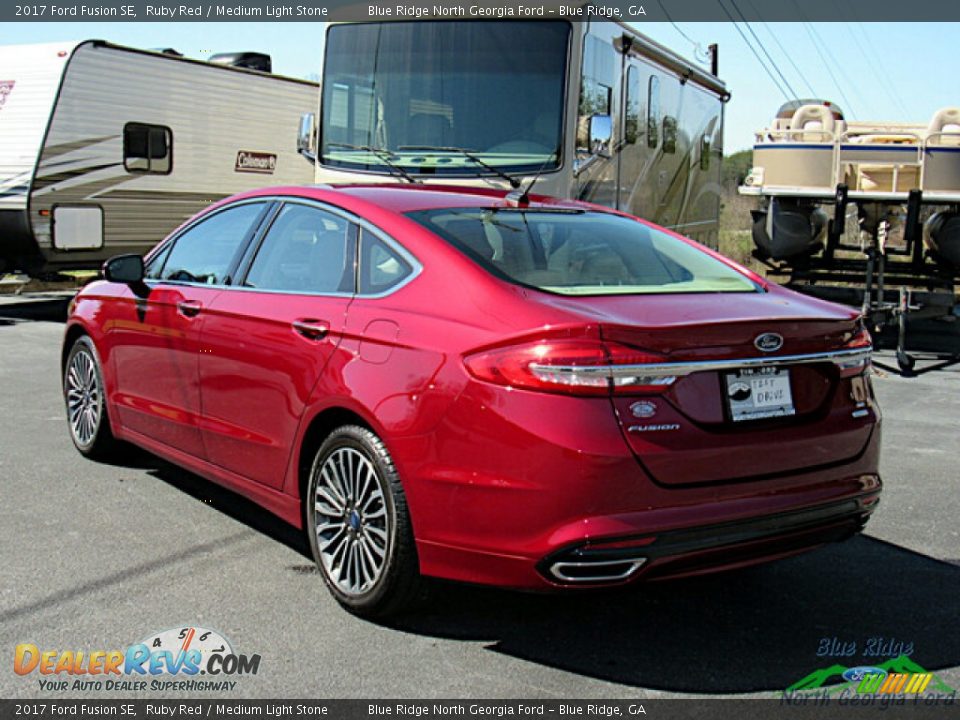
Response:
103,254,144,284
297,112,317,161
589,114,613,158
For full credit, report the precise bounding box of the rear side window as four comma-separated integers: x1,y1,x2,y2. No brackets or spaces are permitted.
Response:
407,208,758,296
157,203,266,285
359,229,413,295
124,123,172,174
244,204,356,294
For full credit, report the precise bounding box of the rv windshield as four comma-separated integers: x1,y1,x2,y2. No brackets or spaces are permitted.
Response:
320,21,570,177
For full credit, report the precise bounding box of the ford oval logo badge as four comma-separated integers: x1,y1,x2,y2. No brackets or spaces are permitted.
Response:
842,666,887,683
755,333,784,353
630,401,658,418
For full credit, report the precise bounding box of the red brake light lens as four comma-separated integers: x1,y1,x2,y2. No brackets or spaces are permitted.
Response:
464,339,675,396
837,326,873,378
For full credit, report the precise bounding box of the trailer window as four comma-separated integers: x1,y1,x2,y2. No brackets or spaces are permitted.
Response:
647,76,660,149
124,123,172,174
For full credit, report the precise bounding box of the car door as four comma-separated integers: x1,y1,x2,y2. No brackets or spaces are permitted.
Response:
198,200,357,488
109,201,271,457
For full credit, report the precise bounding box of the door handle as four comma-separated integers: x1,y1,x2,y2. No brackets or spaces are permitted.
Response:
292,319,330,341
177,300,202,318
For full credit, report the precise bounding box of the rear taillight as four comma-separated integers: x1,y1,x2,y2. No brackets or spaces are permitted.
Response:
837,326,873,378
464,339,676,396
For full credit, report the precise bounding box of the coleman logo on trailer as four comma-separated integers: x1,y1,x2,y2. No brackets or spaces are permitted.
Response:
235,151,277,174
0,81,14,111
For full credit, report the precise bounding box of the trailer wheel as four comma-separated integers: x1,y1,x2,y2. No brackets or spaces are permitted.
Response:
896,350,916,374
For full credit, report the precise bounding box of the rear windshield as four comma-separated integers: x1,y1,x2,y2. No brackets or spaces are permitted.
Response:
406,208,759,296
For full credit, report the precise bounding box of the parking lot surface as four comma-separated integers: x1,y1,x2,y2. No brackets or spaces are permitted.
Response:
1,302,958,698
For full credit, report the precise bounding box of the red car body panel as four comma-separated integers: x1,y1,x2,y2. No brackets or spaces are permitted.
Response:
197,290,353,489
65,184,882,590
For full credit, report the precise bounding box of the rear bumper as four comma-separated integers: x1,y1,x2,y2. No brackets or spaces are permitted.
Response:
401,380,882,590
539,492,878,585
414,472,880,590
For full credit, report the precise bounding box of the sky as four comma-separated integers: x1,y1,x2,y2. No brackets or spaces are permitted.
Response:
5,21,955,152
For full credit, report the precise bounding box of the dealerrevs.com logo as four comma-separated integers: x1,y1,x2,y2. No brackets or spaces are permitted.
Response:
14,626,261,693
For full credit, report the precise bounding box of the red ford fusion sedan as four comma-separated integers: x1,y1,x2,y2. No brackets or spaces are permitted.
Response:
62,184,881,616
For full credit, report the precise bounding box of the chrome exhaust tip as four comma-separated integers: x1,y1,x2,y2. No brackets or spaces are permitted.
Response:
548,557,647,583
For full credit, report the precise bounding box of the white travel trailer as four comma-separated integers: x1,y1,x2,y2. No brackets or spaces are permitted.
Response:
0,40,318,274
298,20,728,247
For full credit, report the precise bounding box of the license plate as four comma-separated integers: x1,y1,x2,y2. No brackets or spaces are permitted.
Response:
724,367,795,422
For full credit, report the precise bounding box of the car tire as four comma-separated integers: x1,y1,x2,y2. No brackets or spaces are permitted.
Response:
306,424,423,618
63,335,122,460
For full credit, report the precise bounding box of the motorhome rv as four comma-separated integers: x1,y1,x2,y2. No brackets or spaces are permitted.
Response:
298,20,729,248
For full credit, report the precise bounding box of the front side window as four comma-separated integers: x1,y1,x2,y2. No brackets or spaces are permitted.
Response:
157,203,266,285
407,208,758,296
320,21,569,176
244,204,356,294
144,242,173,280
124,123,172,174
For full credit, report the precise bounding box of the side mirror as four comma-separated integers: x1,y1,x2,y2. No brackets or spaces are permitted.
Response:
103,254,144,284
297,112,317,161
589,114,613,158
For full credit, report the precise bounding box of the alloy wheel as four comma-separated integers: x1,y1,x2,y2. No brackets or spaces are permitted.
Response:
313,447,390,595
66,348,101,447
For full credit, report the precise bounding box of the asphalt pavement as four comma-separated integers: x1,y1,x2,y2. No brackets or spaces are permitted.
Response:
1,300,958,699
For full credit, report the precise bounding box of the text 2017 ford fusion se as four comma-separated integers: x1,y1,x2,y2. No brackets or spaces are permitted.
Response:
62,185,881,617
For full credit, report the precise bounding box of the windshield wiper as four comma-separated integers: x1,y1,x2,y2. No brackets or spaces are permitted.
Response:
325,143,420,184
397,145,521,189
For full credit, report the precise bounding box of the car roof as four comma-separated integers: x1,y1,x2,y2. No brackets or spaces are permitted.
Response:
231,183,596,215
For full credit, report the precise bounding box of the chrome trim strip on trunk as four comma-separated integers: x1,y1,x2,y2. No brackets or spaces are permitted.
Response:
531,346,872,380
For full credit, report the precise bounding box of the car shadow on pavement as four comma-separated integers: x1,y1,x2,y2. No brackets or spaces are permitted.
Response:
389,536,960,694
146,459,311,559
136,455,960,694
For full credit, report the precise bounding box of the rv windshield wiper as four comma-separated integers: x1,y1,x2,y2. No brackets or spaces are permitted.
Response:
397,146,521,189
325,143,420,184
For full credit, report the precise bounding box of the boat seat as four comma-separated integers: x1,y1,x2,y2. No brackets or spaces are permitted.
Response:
790,104,835,142
855,163,920,193
767,117,792,141
927,107,960,146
